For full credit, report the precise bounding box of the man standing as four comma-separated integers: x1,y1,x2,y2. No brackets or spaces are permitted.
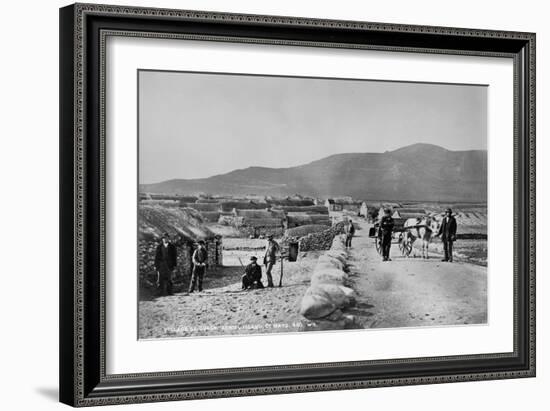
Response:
263,234,280,288
154,232,177,296
344,219,355,248
379,209,394,262
241,256,264,290
189,240,208,293
438,208,457,262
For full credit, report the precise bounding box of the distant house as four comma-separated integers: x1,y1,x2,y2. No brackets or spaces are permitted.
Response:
325,199,340,211
138,205,223,289
392,208,427,219
231,209,286,237
326,198,361,213
177,196,198,204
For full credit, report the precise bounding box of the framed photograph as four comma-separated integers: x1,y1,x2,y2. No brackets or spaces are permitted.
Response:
59,3,536,407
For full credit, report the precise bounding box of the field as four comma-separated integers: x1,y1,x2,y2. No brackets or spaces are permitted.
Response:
413,239,488,266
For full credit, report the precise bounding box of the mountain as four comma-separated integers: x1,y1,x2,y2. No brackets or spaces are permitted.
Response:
140,143,487,202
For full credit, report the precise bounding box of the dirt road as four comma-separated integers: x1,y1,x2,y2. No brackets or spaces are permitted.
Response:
346,219,487,328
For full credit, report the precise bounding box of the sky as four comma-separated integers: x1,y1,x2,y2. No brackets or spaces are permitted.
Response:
138,70,487,184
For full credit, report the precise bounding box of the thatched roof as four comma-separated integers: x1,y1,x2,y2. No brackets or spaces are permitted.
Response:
235,209,275,219
139,205,217,242
219,201,268,211
177,196,198,203
184,203,221,212
274,205,329,214
268,199,315,207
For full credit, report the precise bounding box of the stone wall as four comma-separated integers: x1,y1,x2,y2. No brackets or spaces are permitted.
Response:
283,222,345,252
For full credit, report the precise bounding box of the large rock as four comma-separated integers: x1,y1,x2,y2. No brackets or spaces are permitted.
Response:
307,284,354,308
311,268,348,286
299,292,337,319
316,255,345,270
323,251,347,264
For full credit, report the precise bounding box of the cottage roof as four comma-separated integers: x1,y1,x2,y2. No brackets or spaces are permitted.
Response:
268,199,315,207
219,201,268,211
139,205,217,242
274,205,329,214
235,209,281,219
184,202,221,212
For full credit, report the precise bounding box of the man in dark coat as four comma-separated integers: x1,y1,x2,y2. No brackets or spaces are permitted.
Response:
437,208,458,262
154,232,177,296
189,240,208,293
263,235,280,288
241,256,264,290
344,220,355,248
379,209,395,262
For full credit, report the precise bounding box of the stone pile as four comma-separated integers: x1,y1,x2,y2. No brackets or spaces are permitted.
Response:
283,222,345,252
299,234,357,327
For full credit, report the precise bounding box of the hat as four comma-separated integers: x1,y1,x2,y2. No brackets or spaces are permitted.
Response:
445,208,452,214
267,234,274,240
250,256,258,261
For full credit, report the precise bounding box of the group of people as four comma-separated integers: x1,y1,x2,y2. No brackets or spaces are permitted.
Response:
241,235,280,290
376,207,457,262
152,231,281,296
153,208,458,297
153,234,209,296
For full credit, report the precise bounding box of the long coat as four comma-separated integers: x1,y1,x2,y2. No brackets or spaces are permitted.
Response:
438,216,457,242
154,242,177,272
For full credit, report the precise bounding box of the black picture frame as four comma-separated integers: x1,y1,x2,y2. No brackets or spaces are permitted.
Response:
59,3,536,407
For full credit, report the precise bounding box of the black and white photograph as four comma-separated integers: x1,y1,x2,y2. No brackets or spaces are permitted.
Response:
137,70,488,339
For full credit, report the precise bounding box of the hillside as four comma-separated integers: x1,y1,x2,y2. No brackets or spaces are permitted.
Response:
140,143,487,202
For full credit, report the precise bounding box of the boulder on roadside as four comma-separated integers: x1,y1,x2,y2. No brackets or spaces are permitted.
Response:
299,292,337,319
307,283,354,308
311,268,348,286
316,255,345,270
338,285,356,300
324,250,348,261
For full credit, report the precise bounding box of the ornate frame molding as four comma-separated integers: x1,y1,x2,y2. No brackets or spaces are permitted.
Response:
60,3,535,407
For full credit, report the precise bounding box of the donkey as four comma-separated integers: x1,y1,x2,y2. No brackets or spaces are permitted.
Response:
403,215,441,259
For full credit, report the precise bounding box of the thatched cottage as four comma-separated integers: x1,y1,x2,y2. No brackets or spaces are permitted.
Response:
138,205,223,289
231,209,286,237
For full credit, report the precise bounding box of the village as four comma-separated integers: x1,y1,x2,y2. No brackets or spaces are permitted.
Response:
138,192,488,339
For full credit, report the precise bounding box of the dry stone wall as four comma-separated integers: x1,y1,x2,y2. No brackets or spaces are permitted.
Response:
283,222,345,252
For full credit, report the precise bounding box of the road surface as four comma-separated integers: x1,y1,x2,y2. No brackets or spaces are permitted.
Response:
346,218,487,329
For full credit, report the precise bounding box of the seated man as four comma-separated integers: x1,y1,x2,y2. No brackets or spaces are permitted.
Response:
242,256,264,290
